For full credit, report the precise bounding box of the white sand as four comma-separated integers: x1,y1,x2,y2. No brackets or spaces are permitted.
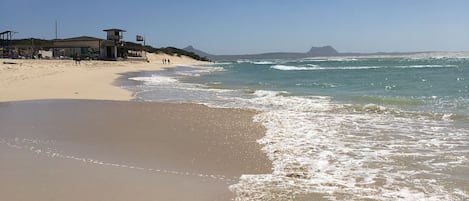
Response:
0,53,208,102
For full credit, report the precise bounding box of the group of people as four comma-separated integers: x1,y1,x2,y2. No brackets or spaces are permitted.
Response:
162,58,171,64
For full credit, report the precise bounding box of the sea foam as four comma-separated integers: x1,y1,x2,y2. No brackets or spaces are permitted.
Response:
230,90,469,200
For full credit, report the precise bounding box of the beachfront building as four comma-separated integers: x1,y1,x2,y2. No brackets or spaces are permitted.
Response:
52,36,102,59
3,28,128,60
101,28,126,60
50,28,127,60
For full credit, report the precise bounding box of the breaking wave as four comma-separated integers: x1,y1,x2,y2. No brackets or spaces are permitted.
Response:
230,91,469,201
271,64,458,71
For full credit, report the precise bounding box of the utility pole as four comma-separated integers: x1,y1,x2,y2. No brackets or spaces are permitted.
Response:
54,20,57,58
55,20,58,39
144,35,147,61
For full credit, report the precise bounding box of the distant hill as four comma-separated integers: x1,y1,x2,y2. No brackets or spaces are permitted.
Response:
183,45,431,61
183,45,214,59
183,45,340,60
307,45,338,56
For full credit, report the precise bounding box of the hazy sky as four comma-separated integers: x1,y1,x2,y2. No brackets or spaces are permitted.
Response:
1,0,468,54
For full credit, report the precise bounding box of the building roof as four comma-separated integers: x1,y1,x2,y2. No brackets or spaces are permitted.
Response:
103,28,126,32
52,36,103,48
0,30,16,35
54,36,103,42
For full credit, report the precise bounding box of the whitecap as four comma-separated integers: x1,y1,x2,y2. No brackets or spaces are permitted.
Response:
252,61,275,65
253,90,288,97
271,65,323,71
395,65,458,68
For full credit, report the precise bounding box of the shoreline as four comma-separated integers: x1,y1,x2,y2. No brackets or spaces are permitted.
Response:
0,55,273,200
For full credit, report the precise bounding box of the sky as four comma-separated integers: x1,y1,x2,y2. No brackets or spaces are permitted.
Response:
1,0,469,54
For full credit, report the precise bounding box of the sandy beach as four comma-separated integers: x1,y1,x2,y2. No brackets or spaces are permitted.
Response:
0,55,272,200
0,53,207,102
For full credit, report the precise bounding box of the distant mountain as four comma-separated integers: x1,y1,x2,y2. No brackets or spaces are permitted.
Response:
183,45,214,59
307,46,338,56
183,45,340,60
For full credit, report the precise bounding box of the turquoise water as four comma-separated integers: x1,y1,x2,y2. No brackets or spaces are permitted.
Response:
186,57,469,117
127,56,469,200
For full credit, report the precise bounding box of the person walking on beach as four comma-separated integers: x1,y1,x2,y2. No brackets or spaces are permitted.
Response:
167,59,170,64
74,54,81,65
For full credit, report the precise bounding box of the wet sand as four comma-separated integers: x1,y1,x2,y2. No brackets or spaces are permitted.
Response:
0,100,272,201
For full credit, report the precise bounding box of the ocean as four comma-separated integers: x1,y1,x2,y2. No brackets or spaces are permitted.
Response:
125,55,469,200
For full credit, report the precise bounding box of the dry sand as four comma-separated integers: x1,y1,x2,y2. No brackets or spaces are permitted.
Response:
0,100,272,201
0,53,208,102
